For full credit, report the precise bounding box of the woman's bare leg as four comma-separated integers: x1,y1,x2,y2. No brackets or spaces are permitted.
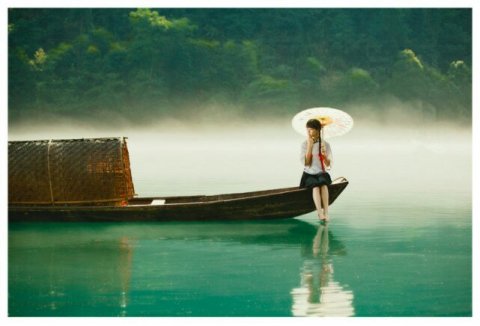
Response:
320,185,329,220
312,187,326,220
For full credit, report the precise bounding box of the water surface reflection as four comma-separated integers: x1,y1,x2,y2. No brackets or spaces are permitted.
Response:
291,224,354,316
10,220,341,316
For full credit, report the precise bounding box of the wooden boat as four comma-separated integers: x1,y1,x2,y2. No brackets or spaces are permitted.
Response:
8,137,349,222
8,178,348,222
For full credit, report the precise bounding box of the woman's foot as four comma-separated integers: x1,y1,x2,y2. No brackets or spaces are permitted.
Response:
323,211,330,221
318,212,327,221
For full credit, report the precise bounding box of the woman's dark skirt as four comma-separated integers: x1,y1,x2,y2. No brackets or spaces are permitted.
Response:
299,171,332,188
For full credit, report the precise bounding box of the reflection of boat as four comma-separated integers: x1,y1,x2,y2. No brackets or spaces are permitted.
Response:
8,219,324,316
9,219,318,247
8,137,348,222
9,233,134,317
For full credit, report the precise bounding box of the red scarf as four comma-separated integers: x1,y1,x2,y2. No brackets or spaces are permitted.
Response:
318,141,326,172
319,152,326,172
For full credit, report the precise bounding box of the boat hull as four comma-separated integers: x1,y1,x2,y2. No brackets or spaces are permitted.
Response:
9,180,348,222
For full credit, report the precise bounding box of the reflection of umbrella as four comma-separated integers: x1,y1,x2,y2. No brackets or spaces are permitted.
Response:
291,277,355,317
292,107,354,139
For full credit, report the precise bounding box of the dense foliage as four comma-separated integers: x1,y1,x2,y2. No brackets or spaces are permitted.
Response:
9,8,472,124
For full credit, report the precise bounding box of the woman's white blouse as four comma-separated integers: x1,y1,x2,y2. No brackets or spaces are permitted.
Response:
300,140,332,174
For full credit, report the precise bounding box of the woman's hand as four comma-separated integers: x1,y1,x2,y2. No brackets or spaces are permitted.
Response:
320,142,331,167
305,136,314,166
306,135,314,148
320,142,326,155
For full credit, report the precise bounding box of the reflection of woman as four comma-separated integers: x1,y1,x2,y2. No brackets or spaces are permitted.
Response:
299,119,333,222
291,225,354,317
306,225,331,304
312,223,329,258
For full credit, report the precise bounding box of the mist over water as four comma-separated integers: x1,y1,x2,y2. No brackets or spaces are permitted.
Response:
8,114,472,223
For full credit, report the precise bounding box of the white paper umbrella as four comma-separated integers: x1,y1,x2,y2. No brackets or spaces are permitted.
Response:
292,107,354,139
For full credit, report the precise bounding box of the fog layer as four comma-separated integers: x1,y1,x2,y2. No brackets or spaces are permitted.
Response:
8,118,471,211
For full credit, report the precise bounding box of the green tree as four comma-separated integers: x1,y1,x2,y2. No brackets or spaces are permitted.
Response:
385,49,428,100
7,8,472,124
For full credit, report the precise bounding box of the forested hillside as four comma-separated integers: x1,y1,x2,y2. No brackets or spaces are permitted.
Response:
8,8,472,124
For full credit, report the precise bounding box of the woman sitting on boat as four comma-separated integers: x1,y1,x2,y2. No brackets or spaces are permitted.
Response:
299,119,332,222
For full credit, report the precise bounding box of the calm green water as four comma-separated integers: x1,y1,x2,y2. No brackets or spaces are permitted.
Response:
8,197,472,317
8,126,472,316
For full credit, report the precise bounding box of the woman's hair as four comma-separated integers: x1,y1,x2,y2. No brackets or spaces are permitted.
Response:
306,119,322,130
306,119,322,160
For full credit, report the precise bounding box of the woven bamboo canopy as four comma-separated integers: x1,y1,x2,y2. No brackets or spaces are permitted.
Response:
8,137,135,206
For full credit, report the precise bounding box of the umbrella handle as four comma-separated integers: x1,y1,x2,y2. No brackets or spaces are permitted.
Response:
320,129,325,153
319,129,326,172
